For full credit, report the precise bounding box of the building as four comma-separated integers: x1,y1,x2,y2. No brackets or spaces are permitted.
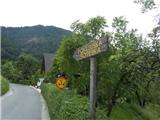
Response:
41,53,54,75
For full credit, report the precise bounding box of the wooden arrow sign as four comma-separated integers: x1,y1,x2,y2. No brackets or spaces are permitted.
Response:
73,37,108,61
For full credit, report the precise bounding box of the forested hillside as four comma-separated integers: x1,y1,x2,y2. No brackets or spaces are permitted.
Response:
1,25,72,61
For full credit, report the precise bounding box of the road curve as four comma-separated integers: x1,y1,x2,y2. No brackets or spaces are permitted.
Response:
1,83,49,120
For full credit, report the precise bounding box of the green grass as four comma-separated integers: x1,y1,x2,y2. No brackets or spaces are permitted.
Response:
128,103,160,120
41,83,92,120
41,83,160,120
0,76,9,96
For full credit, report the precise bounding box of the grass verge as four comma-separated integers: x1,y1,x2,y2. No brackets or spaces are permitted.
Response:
1,76,9,96
41,83,160,120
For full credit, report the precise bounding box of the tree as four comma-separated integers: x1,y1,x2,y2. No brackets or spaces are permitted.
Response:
52,15,160,117
16,54,39,80
134,0,157,13
97,16,145,116
134,0,160,38
134,0,160,106
52,16,107,95
1,61,21,81
70,16,107,41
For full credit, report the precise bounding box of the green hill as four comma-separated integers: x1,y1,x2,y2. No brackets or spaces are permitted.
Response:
1,25,72,60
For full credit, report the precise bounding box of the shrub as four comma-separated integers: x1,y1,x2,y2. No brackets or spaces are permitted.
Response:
12,80,36,86
1,76,9,95
41,83,109,120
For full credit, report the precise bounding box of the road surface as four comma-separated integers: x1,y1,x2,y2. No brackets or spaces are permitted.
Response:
1,84,50,120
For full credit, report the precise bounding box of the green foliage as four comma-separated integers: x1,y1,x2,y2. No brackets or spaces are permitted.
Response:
1,61,21,81
31,69,41,85
71,16,106,39
13,80,35,85
16,54,39,80
0,76,9,95
52,16,160,117
51,36,89,94
51,16,108,95
1,37,19,60
129,103,160,120
1,54,40,85
41,83,89,120
41,83,109,120
134,0,156,13
41,83,160,120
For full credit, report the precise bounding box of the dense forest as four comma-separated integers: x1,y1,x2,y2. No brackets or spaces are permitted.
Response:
1,25,72,61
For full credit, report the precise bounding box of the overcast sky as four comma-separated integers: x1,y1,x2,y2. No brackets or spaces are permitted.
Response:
0,0,159,35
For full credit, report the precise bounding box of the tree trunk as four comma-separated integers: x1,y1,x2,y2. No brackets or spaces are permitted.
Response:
142,99,146,107
107,92,116,117
107,103,113,117
135,91,142,106
106,73,126,117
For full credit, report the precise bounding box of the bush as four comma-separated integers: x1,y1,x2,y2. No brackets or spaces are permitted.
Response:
1,76,9,95
41,83,88,120
12,80,36,86
41,83,109,120
129,103,160,120
41,83,160,120
1,61,21,82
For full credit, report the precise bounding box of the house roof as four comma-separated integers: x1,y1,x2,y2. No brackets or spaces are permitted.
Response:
41,53,54,74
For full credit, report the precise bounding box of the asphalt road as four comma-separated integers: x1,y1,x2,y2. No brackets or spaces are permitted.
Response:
1,84,49,120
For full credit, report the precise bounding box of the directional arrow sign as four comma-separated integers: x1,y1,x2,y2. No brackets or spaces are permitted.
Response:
73,37,108,61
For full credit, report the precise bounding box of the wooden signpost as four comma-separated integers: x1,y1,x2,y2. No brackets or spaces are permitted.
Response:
73,37,108,61
73,37,108,118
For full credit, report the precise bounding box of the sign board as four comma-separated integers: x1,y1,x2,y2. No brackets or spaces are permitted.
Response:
73,37,108,61
56,76,67,89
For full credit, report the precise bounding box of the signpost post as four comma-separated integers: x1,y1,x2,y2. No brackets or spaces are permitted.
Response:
90,57,97,118
73,37,108,118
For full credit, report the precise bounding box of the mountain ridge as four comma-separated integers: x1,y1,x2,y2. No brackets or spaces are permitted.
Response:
1,25,72,60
